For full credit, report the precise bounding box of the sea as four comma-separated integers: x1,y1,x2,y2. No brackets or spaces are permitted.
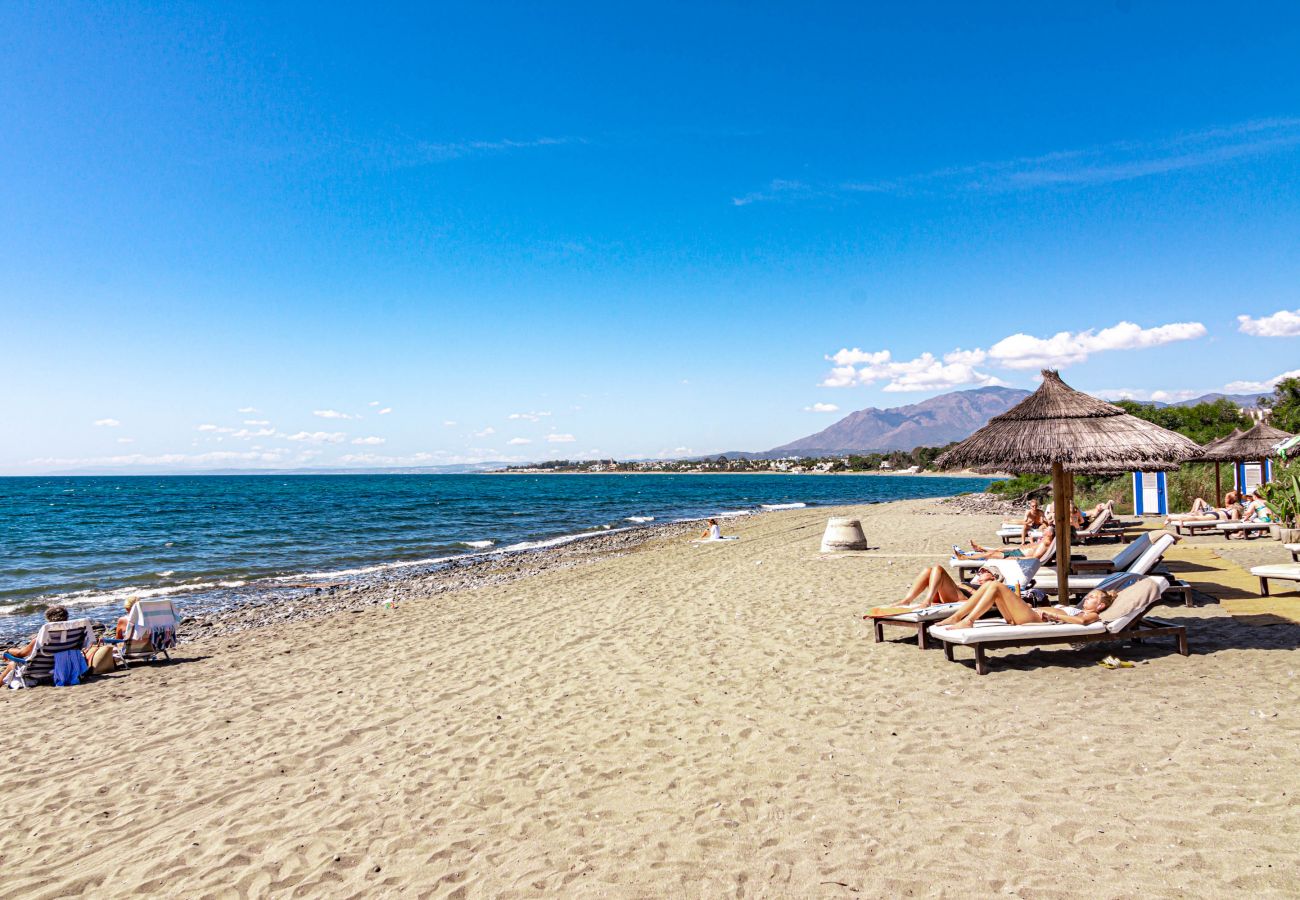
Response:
0,473,991,641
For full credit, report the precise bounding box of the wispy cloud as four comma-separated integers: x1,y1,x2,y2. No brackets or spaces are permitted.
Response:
473,427,496,438
351,436,386,445
286,431,347,444
313,409,355,420
804,403,840,413
1224,368,1300,393
735,118,1300,205
508,437,532,445
93,418,121,427
545,433,576,443
508,411,552,422
377,135,584,169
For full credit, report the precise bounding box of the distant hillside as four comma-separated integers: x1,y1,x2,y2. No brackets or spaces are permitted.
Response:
769,386,1031,454
1167,392,1269,409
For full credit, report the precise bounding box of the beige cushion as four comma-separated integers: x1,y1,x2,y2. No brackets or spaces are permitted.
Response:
1099,577,1161,632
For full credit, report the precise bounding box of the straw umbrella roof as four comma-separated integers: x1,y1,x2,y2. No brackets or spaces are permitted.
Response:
935,369,1203,474
1196,422,1295,462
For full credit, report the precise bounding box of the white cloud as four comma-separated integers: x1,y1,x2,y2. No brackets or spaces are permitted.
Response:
443,420,458,427
30,449,294,469
820,350,1007,393
237,407,258,414
230,427,276,439
116,437,134,444
377,407,392,415
986,321,1206,369
93,418,121,427
545,433,576,443
196,424,237,434
1237,308,1300,337
1223,368,1300,393
313,409,355,420
352,436,386,445
508,411,552,422
285,431,347,443
804,403,840,413
508,437,533,445
368,401,380,407
473,427,496,438
243,419,270,426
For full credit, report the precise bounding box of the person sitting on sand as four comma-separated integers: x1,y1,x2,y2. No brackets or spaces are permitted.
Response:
1018,498,1047,543
936,581,1121,630
956,524,1055,561
1,605,105,684
897,563,1003,609
700,518,724,540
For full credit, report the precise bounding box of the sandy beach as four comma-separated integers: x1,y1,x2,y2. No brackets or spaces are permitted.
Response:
3,498,1298,897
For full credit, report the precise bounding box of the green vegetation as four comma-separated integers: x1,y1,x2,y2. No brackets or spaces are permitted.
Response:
1259,460,1300,527
1262,377,1300,434
987,473,1050,500
1112,398,1252,444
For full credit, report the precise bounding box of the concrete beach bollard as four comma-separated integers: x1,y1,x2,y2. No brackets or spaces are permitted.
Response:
821,517,869,552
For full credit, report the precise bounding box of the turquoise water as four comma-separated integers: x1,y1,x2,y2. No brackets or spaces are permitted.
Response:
0,473,990,639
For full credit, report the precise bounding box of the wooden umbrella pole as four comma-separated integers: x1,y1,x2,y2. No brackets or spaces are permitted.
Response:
1052,462,1070,601
1215,462,1222,508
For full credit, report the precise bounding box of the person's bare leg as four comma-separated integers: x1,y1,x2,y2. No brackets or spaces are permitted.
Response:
990,584,1044,625
931,568,968,606
944,582,1003,628
901,567,934,604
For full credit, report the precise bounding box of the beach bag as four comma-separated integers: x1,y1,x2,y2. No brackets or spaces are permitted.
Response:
1023,587,1049,606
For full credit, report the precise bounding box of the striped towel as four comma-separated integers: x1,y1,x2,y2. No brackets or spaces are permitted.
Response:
4,619,93,689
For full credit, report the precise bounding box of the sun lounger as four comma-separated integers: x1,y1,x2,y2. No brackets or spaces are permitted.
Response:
870,558,1039,649
1032,532,1178,598
952,538,1056,582
1251,564,1300,596
1286,543,1300,563
103,598,179,666
1172,519,1224,537
1215,521,1273,539
2,618,95,689
928,575,1187,675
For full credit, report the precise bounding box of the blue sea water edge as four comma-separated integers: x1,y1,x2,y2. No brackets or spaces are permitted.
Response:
0,473,991,642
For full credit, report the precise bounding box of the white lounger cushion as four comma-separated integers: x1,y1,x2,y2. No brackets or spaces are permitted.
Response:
1287,543,1300,552
1250,564,1300,580
929,619,1107,644
1033,533,1174,589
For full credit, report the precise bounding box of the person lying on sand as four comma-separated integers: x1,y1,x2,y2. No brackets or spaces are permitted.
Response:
936,582,1121,630
956,524,1055,561
897,563,1002,608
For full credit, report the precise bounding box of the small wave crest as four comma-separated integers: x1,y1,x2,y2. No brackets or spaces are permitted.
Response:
459,540,495,549
625,516,655,523
760,502,807,510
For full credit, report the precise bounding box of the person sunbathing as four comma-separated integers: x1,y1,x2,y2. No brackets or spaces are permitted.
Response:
957,524,1055,561
1243,493,1274,523
1165,496,1242,524
936,581,1120,630
897,563,1002,609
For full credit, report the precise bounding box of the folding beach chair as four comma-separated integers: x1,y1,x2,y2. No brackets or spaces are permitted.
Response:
104,598,179,666
2,618,95,689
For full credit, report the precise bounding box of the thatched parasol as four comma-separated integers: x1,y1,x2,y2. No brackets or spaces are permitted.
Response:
936,370,1202,600
1197,422,1294,500
1195,429,1241,506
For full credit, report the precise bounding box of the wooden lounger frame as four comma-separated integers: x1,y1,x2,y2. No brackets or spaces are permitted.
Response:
1257,574,1300,597
1172,520,1221,537
938,614,1189,676
872,616,937,649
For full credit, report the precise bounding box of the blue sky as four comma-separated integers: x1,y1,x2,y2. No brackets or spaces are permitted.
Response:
4,1,1300,473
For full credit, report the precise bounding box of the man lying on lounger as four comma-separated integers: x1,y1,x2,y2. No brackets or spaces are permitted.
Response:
956,524,1055,561
1165,491,1242,525
935,580,1122,630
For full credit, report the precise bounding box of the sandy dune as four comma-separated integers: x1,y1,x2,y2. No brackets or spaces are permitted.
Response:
3,500,1297,897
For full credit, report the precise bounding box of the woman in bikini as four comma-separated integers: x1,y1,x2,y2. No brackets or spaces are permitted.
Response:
897,563,1003,609
936,581,1121,630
